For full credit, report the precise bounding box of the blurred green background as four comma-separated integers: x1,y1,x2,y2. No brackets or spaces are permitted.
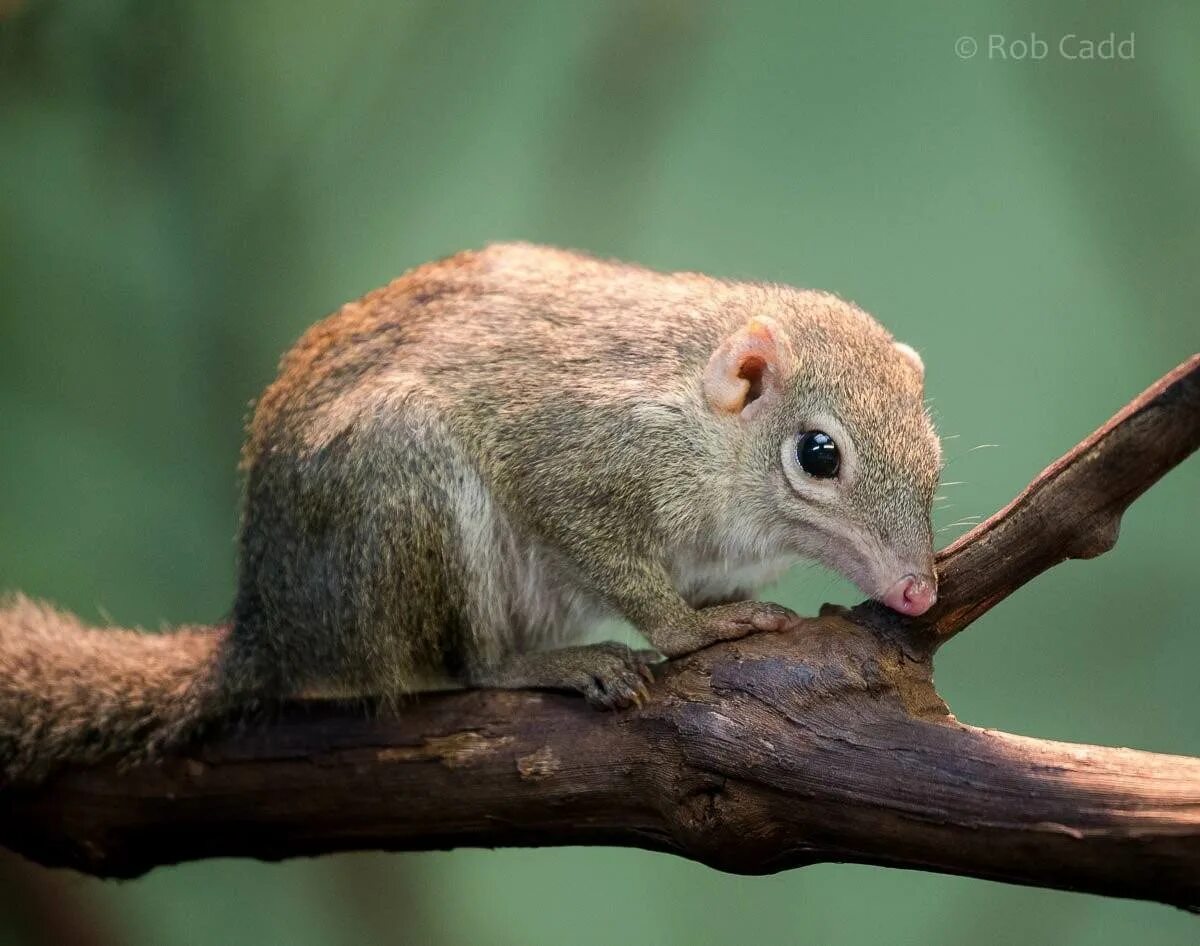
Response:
1,1,1197,944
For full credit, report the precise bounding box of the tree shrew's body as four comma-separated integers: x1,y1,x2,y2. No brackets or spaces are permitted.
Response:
0,243,941,782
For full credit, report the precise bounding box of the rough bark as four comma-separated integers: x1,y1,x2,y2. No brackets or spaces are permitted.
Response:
2,355,1198,910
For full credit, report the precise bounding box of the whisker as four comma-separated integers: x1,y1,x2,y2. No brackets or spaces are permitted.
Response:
945,453,983,468
938,522,983,534
938,517,983,530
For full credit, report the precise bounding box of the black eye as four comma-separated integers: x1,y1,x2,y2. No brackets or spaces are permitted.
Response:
797,431,840,478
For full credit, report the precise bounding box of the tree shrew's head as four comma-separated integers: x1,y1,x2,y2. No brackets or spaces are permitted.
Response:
703,291,941,616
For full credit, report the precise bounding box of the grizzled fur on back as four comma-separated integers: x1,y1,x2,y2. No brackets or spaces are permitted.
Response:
234,243,747,698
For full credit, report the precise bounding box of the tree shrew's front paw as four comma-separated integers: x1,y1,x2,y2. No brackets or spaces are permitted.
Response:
655,600,798,658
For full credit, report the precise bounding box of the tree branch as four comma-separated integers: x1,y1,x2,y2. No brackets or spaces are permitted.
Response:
2,357,1198,910
920,353,1200,641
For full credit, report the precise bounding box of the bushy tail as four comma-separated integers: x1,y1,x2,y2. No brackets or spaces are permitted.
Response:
0,594,253,785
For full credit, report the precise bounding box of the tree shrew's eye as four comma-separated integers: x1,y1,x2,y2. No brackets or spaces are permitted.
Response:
798,431,840,478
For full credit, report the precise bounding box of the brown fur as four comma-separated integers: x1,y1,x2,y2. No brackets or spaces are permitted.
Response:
0,596,238,781
0,243,940,783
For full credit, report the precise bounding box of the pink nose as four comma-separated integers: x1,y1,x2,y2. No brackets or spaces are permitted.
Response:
882,574,937,617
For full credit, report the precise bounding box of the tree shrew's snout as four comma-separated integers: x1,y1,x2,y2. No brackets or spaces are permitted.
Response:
880,573,937,616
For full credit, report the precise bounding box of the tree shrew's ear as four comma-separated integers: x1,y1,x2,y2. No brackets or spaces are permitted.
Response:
894,342,924,378
703,315,795,419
